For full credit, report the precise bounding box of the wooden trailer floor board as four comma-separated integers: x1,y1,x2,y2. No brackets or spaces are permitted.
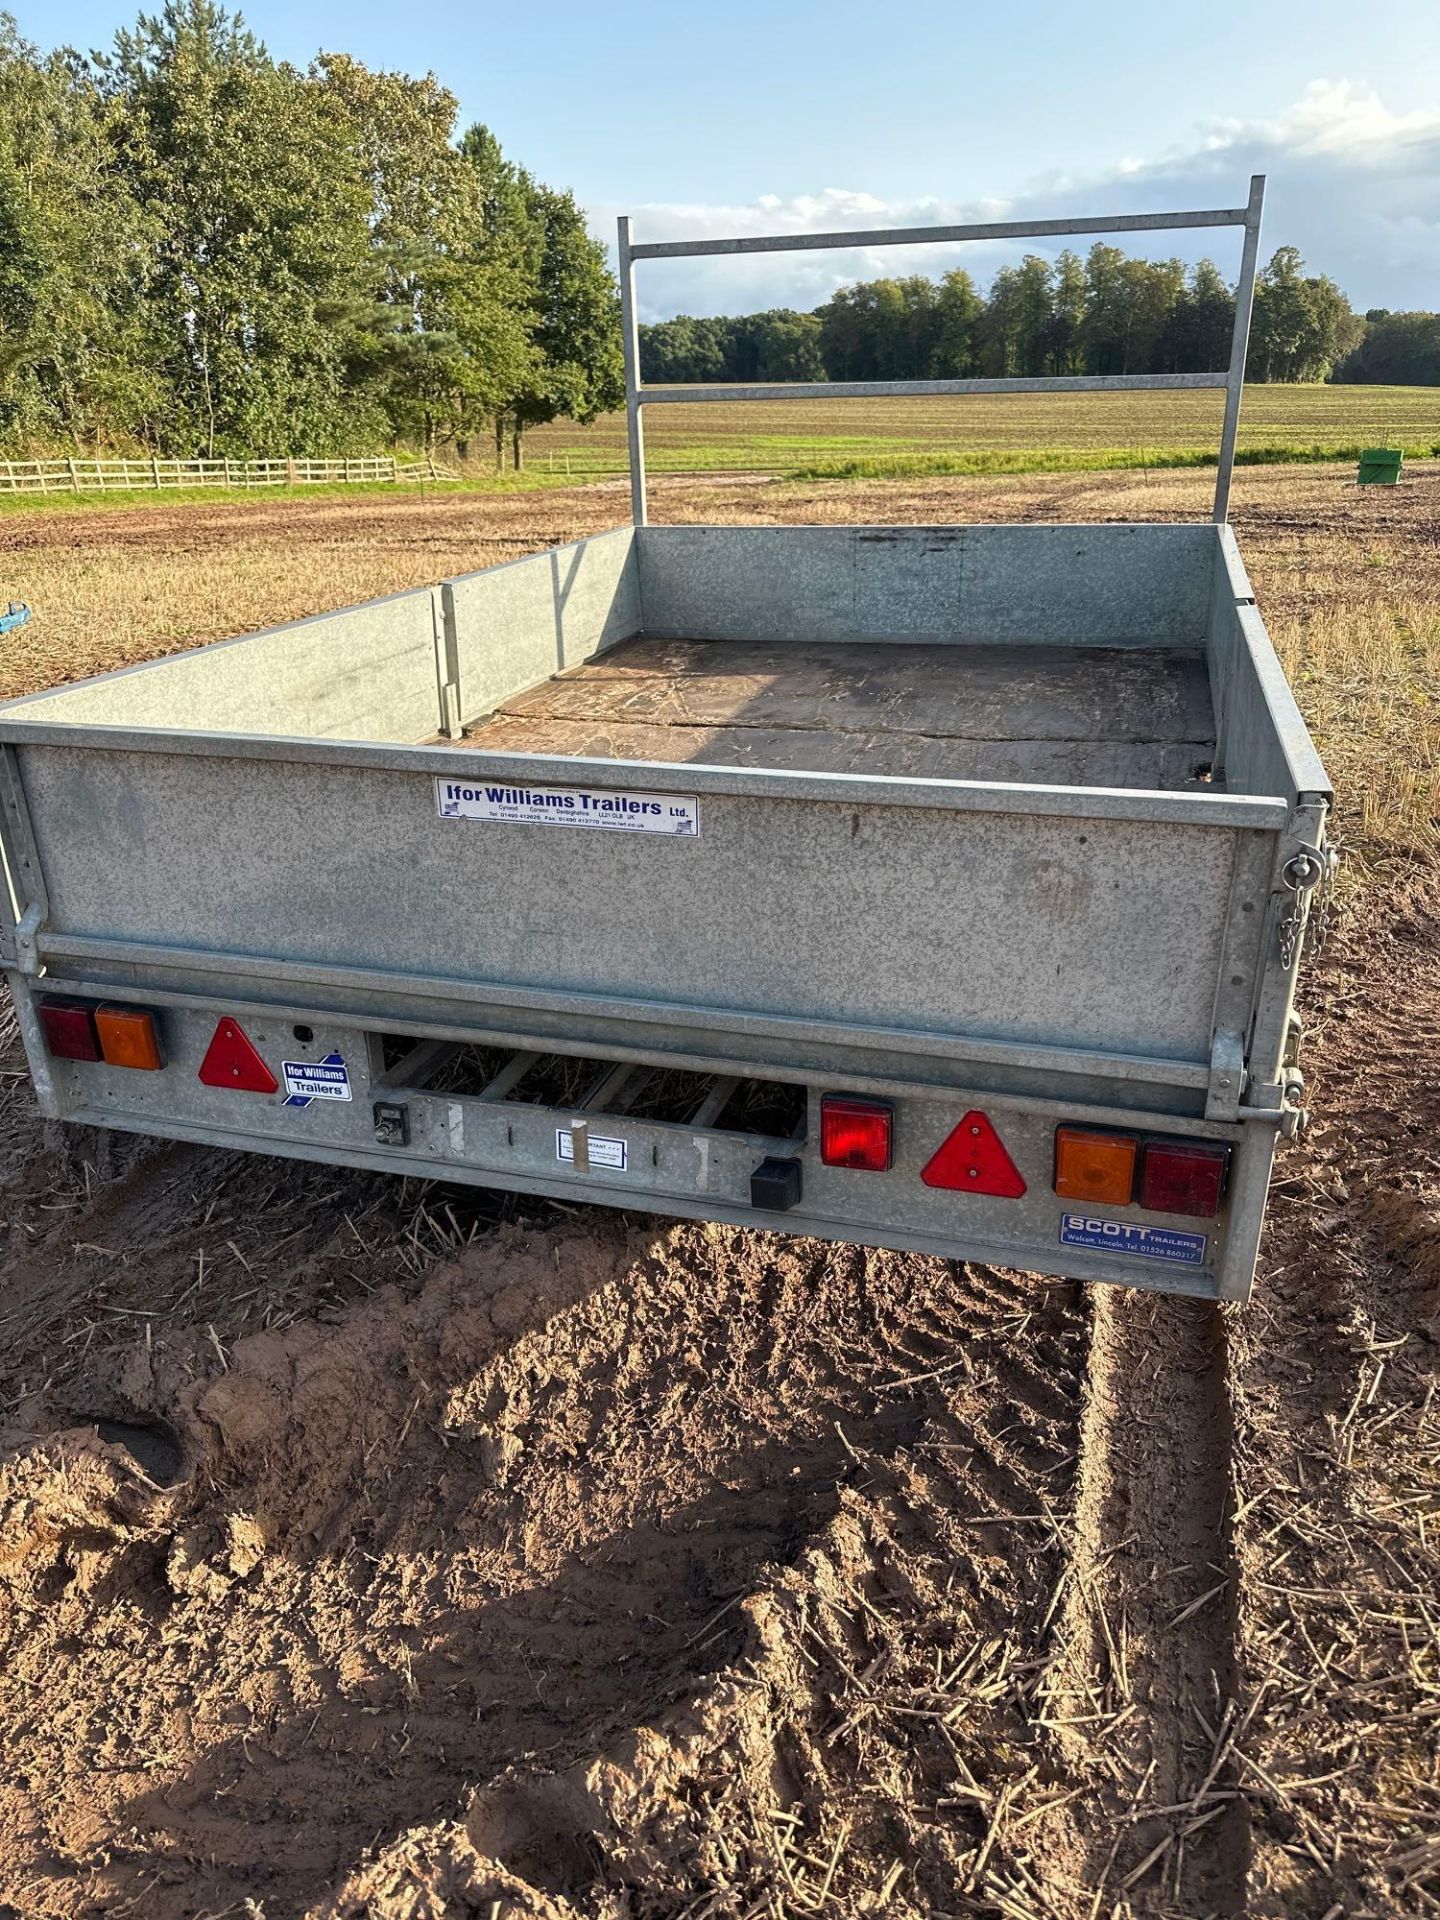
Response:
447,639,1220,791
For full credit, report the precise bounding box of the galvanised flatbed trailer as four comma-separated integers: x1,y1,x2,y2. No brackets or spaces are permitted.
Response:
0,180,1332,1301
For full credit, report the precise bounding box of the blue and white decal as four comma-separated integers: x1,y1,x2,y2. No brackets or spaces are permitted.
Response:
435,778,699,837
1060,1213,1207,1267
282,1053,352,1107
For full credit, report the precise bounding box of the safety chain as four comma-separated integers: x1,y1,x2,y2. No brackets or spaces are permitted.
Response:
1278,843,1338,970
1310,842,1339,955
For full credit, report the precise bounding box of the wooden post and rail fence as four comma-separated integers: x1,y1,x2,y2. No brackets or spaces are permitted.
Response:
0,455,457,496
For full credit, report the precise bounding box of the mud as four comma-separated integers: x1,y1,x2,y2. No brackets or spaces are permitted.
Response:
0,1206,1088,1918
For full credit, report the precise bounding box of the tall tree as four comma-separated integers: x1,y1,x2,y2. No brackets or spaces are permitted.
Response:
1011,255,1054,377
1079,246,1184,375
1157,259,1235,373
931,268,983,377
310,76,533,453
1044,250,1086,375
1249,247,1363,381
462,129,621,469
0,19,154,447
978,264,1026,376
817,282,881,381
735,310,825,381
97,0,373,454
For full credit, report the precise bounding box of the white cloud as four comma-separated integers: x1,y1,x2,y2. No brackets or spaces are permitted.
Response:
591,81,1440,319
1204,79,1438,157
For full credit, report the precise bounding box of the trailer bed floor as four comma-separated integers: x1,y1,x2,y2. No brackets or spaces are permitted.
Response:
450,638,1220,790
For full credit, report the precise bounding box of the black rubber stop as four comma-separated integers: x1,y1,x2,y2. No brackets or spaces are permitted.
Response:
751,1155,803,1212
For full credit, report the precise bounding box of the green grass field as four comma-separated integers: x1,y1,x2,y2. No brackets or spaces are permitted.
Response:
524,382,1440,478
6,385,1434,514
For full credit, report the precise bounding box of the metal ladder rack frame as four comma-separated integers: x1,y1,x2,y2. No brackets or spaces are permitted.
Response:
617,174,1265,527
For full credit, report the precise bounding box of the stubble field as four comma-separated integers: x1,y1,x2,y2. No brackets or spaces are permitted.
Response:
522,386,1440,478
0,459,1435,1919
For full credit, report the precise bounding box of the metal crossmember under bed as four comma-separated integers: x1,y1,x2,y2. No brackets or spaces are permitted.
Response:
616,177,1266,527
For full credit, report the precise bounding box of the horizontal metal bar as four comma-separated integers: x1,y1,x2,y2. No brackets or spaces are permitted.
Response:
33,967,1243,1129
59,1103,1220,1299
689,1074,740,1130
629,205,1252,261
477,1051,540,1102
371,1036,455,1093
581,1060,639,1111
32,930,1216,1090
639,373,1229,404
0,721,1290,830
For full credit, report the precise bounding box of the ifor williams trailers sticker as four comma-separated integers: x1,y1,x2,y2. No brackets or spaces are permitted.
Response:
436,779,699,837
282,1054,352,1107
1060,1214,1207,1267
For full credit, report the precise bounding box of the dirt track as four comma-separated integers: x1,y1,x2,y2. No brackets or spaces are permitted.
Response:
0,469,1436,1917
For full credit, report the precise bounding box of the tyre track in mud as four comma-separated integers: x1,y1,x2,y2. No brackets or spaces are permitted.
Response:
1049,1286,1248,1916
314,1259,1100,1920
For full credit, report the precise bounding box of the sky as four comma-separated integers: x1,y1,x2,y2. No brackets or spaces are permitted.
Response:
29,0,1440,320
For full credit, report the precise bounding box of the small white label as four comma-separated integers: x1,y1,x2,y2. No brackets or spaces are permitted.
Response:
281,1057,352,1103
436,778,699,837
556,1128,628,1171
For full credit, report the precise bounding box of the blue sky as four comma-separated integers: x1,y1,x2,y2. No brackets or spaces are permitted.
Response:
29,0,1440,317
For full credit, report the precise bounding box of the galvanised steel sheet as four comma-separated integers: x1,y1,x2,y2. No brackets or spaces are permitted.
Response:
633,523,1217,648
15,742,1248,1063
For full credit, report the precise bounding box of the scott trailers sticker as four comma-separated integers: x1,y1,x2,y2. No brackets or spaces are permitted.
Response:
436,779,699,837
556,1129,628,1171
282,1054,352,1106
1060,1214,1207,1267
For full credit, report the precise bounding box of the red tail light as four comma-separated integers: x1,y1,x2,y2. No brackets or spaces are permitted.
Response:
1140,1141,1229,1218
820,1095,893,1171
922,1110,1026,1197
38,999,101,1062
198,1017,278,1093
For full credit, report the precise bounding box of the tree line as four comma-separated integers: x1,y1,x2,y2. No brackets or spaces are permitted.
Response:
642,250,1438,389
1336,311,1440,386
0,0,622,461
4,0,1435,466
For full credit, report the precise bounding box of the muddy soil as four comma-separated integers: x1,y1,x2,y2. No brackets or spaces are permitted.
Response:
0,471,1436,1917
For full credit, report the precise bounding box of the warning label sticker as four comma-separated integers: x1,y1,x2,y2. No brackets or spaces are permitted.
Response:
435,778,699,837
282,1055,352,1106
1059,1213,1207,1267
556,1129,628,1172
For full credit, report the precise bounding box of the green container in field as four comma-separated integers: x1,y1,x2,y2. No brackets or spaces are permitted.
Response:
1357,447,1403,485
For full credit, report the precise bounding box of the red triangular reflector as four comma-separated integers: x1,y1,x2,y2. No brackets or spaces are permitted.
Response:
198,1017,278,1093
921,1109,1027,1197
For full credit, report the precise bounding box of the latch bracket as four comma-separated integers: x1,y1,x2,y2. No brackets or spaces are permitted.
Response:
3,900,44,975
1205,1027,1247,1123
